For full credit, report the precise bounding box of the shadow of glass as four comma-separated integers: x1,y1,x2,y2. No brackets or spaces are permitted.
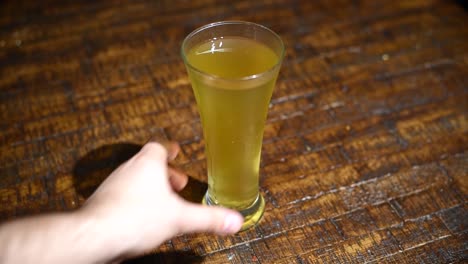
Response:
123,250,204,264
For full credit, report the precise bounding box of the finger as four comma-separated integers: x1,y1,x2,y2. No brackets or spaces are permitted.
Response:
138,142,168,161
175,201,244,235
147,137,180,162
168,167,188,191
160,142,180,161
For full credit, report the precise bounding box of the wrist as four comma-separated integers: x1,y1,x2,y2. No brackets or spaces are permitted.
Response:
73,208,134,263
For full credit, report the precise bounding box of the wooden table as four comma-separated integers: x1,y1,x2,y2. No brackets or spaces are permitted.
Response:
1,0,467,263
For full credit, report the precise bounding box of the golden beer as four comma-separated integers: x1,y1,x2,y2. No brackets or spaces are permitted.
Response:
182,22,284,230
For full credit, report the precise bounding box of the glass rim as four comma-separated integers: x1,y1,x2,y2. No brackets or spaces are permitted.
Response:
181,21,285,81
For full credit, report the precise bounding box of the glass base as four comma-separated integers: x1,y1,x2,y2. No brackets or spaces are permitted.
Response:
202,192,265,231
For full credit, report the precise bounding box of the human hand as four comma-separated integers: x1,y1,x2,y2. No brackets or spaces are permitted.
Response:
79,141,244,260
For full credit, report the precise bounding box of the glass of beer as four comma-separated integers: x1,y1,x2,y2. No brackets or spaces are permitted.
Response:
181,21,284,230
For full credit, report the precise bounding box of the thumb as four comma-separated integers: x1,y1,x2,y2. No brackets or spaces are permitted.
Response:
175,200,244,235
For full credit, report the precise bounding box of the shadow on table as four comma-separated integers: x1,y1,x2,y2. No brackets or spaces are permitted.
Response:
455,0,468,11
73,143,142,198
72,143,207,203
123,250,204,264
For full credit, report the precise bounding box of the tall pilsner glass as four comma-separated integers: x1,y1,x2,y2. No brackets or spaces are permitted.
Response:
181,21,284,230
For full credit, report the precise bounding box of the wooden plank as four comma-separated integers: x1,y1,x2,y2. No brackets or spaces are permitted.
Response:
0,0,467,262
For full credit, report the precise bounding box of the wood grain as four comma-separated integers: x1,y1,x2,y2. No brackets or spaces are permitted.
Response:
0,0,467,263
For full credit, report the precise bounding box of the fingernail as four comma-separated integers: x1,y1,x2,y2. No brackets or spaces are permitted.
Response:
223,213,243,234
